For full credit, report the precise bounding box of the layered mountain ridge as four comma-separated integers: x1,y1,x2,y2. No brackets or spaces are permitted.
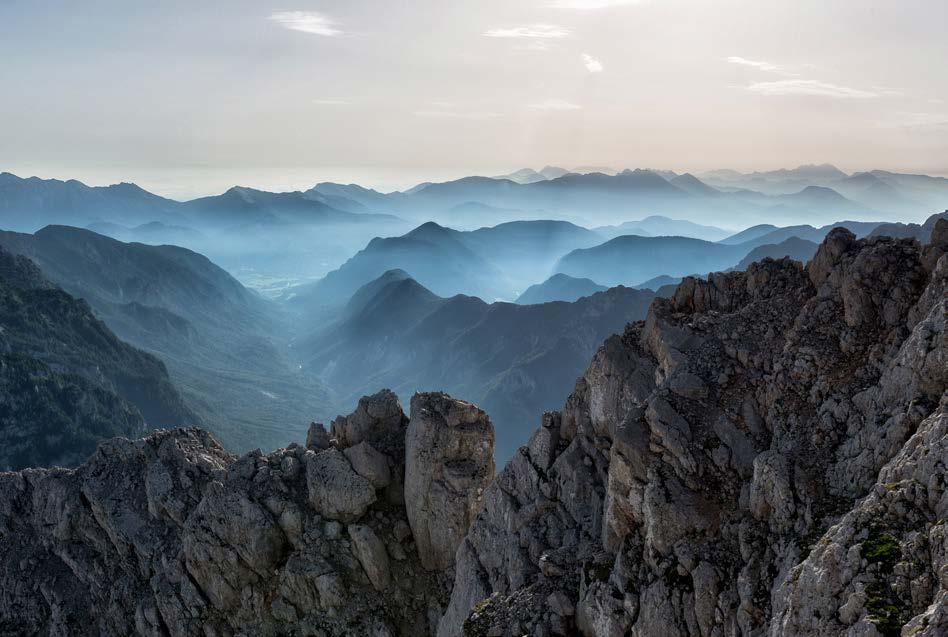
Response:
0,222,944,636
301,270,658,459
0,247,197,469
0,226,333,452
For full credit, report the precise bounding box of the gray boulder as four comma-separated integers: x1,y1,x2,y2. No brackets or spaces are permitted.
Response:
306,447,377,522
345,441,393,489
331,388,407,452
348,524,392,591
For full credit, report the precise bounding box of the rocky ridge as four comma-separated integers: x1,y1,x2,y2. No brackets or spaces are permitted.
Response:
442,221,947,636
0,390,494,636
0,223,945,636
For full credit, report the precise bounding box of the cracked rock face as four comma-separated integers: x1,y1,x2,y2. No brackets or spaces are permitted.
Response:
0,390,493,636
441,228,947,637
405,392,496,572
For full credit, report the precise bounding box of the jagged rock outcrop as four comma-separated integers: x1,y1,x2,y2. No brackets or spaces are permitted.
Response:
0,390,494,636
441,225,947,637
405,393,496,571
330,389,408,453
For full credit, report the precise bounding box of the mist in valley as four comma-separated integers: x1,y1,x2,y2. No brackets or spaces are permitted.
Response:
2,165,946,463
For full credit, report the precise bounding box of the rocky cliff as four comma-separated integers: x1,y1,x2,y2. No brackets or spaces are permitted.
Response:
0,224,945,637
442,222,947,636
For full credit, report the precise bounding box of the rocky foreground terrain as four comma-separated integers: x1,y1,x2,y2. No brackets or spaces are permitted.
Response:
0,223,945,636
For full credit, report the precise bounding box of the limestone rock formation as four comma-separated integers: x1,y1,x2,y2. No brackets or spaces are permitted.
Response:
405,392,496,571
306,446,377,522
306,421,331,450
346,441,393,489
330,388,408,453
0,390,494,636
441,229,947,637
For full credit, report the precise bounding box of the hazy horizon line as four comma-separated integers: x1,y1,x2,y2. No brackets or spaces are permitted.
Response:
5,162,948,202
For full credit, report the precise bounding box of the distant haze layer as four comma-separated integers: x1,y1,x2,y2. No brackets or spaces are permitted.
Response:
1,1,946,197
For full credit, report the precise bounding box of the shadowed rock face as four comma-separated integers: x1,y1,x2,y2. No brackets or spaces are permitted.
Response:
441,225,947,637
0,391,493,636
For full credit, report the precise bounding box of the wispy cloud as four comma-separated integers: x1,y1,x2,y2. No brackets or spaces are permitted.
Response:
726,56,780,72
547,0,643,8
891,112,948,130
582,53,603,73
312,99,350,106
870,85,904,97
269,11,342,36
415,110,500,120
528,99,582,111
746,79,879,99
484,24,570,39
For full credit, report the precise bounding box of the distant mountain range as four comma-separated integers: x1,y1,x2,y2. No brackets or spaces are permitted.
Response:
0,172,410,289
700,164,948,216
494,165,619,184
310,167,889,229
719,219,882,247
869,210,948,241
298,269,658,459
634,274,686,291
555,235,748,286
319,164,947,228
287,219,604,310
515,273,606,304
0,247,196,469
552,220,861,287
287,214,903,308
594,215,732,241
0,172,399,233
4,166,945,293
732,237,819,271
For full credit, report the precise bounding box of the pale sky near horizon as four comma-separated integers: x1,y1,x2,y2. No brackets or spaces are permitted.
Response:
1,0,947,199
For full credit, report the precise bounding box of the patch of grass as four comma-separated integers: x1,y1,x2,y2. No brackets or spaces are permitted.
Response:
862,530,900,572
864,582,906,637
463,596,496,637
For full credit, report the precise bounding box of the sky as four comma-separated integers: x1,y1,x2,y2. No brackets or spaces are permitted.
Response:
1,0,947,198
